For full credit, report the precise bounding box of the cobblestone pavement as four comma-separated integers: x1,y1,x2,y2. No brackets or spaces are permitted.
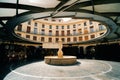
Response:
4,59,120,80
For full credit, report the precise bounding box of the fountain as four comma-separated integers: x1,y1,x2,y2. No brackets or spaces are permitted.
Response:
44,40,77,65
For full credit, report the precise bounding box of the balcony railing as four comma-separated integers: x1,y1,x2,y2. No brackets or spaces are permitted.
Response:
15,29,106,36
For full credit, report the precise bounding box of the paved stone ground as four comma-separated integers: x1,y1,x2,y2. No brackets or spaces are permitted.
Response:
4,59,120,80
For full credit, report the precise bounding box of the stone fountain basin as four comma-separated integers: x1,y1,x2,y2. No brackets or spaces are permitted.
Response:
44,56,77,65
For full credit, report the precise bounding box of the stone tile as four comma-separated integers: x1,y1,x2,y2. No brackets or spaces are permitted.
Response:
4,59,120,80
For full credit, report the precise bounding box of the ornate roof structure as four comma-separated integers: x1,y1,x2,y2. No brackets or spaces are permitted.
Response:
0,0,120,44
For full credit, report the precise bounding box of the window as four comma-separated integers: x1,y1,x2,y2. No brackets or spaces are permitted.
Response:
84,22,87,26
84,29,88,34
84,36,89,40
73,37,77,42
90,26,94,33
67,25,69,29
41,29,45,35
79,37,82,41
56,38,59,42
91,34,95,39
56,25,59,29
59,19,61,22
34,22,37,27
100,32,104,35
33,36,37,40
73,24,76,28
52,19,55,22
99,24,105,30
67,38,71,42
49,25,52,29
56,31,59,36
67,30,70,36
44,18,48,21
41,37,44,42
73,30,76,35
48,38,52,42
61,38,65,42
26,35,30,39
17,24,22,31
62,26,64,29
16,33,21,36
42,24,45,28
61,31,64,36
34,28,37,34
49,30,52,36
78,29,82,34
26,26,31,33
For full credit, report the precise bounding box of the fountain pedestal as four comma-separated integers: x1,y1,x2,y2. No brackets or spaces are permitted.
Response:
45,56,77,65
44,40,77,65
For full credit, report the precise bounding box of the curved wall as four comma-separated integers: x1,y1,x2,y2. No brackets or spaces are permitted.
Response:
15,19,107,44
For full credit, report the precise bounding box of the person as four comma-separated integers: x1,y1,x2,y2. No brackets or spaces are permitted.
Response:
90,47,95,59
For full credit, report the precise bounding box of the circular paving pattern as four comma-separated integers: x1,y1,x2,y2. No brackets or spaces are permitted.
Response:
4,59,120,80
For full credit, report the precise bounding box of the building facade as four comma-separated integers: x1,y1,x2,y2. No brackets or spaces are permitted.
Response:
15,18,107,44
